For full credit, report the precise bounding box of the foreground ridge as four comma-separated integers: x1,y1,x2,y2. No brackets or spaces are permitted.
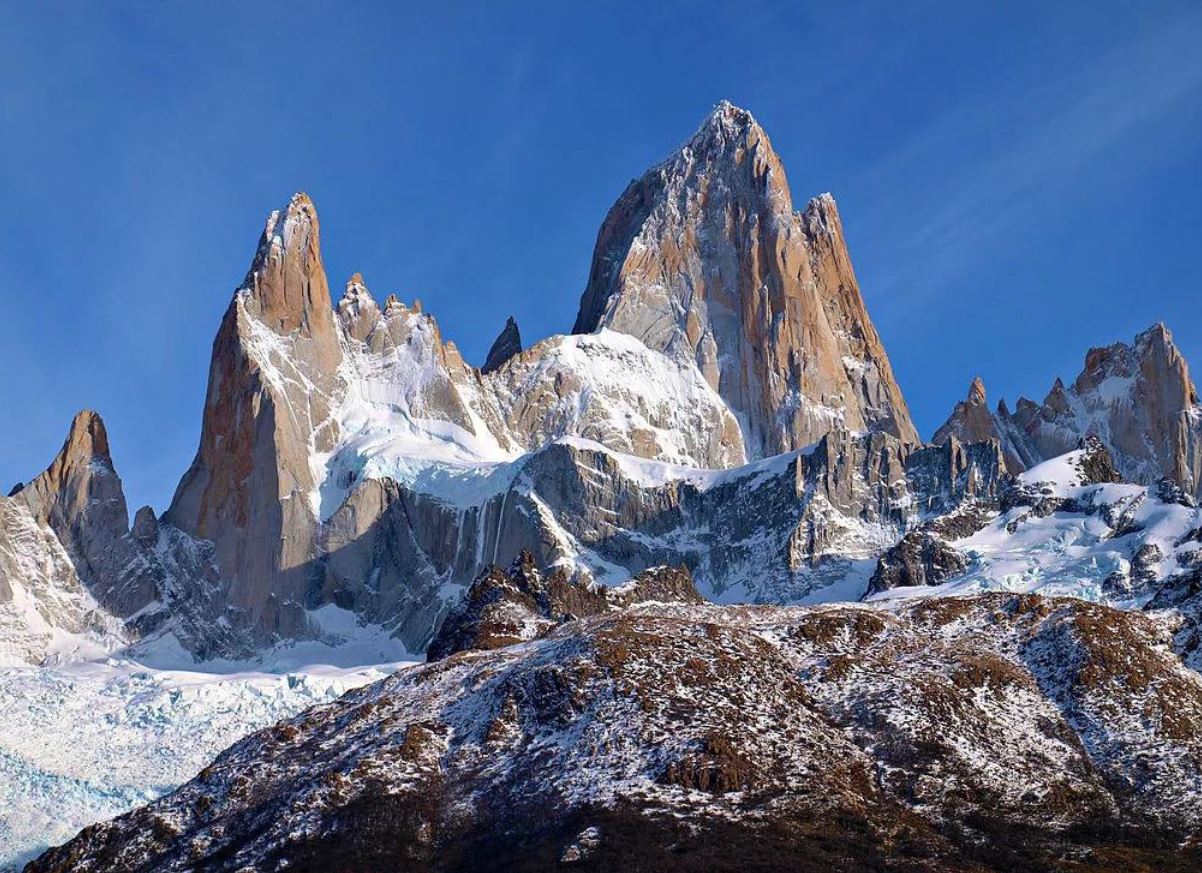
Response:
30,594,1202,872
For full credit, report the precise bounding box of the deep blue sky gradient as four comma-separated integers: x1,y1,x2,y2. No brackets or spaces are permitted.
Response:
2,1,1200,513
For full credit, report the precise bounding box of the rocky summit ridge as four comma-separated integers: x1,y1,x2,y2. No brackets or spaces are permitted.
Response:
935,323,1202,494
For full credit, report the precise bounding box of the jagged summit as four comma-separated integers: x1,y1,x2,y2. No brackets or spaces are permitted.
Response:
968,376,987,404
63,410,112,467
239,192,333,337
680,99,764,153
572,102,918,456
934,322,1202,493
481,315,522,374
21,410,120,522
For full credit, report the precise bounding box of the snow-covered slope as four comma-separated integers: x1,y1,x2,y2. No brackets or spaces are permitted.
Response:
486,330,746,470
319,323,746,520
0,496,126,667
0,657,402,871
870,440,1202,608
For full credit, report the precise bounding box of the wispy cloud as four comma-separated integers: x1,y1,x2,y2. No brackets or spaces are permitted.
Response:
854,9,1202,307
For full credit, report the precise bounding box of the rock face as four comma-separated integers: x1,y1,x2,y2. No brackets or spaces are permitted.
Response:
935,324,1202,494
427,551,703,660
573,101,918,457
33,595,1202,872
11,411,159,620
166,193,345,642
265,429,1006,655
0,493,124,665
481,316,522,374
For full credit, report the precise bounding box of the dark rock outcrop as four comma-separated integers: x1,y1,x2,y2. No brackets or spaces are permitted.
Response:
868,530,971,593
481,316,522,374
427,551,702,660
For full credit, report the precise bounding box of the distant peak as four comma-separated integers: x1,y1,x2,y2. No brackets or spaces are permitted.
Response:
968,376,987,405
67,409,112,465
341,272,373,302
481,315,523,374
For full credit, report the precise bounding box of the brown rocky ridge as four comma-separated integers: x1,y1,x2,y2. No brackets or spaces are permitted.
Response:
29,593,1202,872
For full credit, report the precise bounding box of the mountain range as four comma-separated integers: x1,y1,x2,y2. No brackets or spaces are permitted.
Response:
6,101,1202,870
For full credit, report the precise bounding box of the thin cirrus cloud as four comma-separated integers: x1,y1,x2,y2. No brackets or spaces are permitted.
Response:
857,13,1202,308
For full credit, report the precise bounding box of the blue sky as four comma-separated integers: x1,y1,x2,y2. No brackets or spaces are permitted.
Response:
1,1,1200,513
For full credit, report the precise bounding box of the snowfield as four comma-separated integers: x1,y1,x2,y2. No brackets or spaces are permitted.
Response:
868,446,1202,605
0,657,407,870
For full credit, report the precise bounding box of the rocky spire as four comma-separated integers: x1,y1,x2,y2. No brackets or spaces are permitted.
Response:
968,376,987,405
932,378,1039,475
166,193,346,640
239,193,339,342
16,410,129,563
9,410,161,618
935,323,1202,494
336,273,383,343
933,378,994,443
571,101,917,457
481,316,522,374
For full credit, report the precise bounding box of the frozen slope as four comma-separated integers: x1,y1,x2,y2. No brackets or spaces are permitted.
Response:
870,444,1202,605
0,656,406,871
